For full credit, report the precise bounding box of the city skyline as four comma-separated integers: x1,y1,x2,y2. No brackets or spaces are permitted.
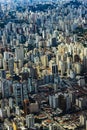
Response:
0,0,87,129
